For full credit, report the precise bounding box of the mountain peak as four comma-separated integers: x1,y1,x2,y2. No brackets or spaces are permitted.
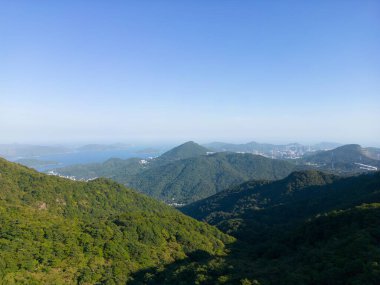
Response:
159,141,210,161
334,144,362,152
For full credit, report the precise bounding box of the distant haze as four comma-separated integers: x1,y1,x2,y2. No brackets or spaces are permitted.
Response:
1,1,379,146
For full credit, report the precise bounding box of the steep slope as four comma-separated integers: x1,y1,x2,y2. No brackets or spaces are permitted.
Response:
128,152,296,204
0,158,233,284
135,203,380,285
302,144,380,173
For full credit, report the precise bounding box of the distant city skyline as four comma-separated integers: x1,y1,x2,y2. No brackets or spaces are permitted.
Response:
1,1,379,146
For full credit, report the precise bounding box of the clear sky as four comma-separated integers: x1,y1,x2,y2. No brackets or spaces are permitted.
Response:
1,0,379,146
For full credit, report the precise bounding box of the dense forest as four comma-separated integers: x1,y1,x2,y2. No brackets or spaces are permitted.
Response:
128,152,296,204
0,158,234,284
176,171,380,284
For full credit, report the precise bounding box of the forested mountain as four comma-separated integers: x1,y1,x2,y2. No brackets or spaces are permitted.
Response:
181,170,380,234
139,203,380,285
0,158,234,284
302,144,380,173
128,152,296,204
157,141,210,162
176,171,380,284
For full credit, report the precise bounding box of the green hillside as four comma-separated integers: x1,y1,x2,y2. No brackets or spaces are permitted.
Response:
181,170,339,222
182,170,380,234
174,171,380,284
138,203,380,285
0,158,234,284
128,152,296,204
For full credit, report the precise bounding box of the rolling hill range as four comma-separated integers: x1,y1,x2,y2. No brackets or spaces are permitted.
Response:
50,142,297,204
203,141,341,153
48,142,379,205
0,158,234,284
302,144,380,173
127,152,297,204
49,141,210,182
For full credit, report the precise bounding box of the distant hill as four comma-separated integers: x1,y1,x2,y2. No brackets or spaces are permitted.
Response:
302,144,380,173
0,158,233,284
203,141,280,153
0,144,70,158
365,147,380,160
76,143,131,152
128,152,296,204
157,141,210,162
203,141,341,153
51,157,147,183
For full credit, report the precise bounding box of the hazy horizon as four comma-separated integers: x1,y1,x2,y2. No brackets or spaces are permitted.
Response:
2,1,379,146
1,140,379,150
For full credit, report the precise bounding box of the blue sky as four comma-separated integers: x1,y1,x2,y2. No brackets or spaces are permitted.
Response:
1,0,379,146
